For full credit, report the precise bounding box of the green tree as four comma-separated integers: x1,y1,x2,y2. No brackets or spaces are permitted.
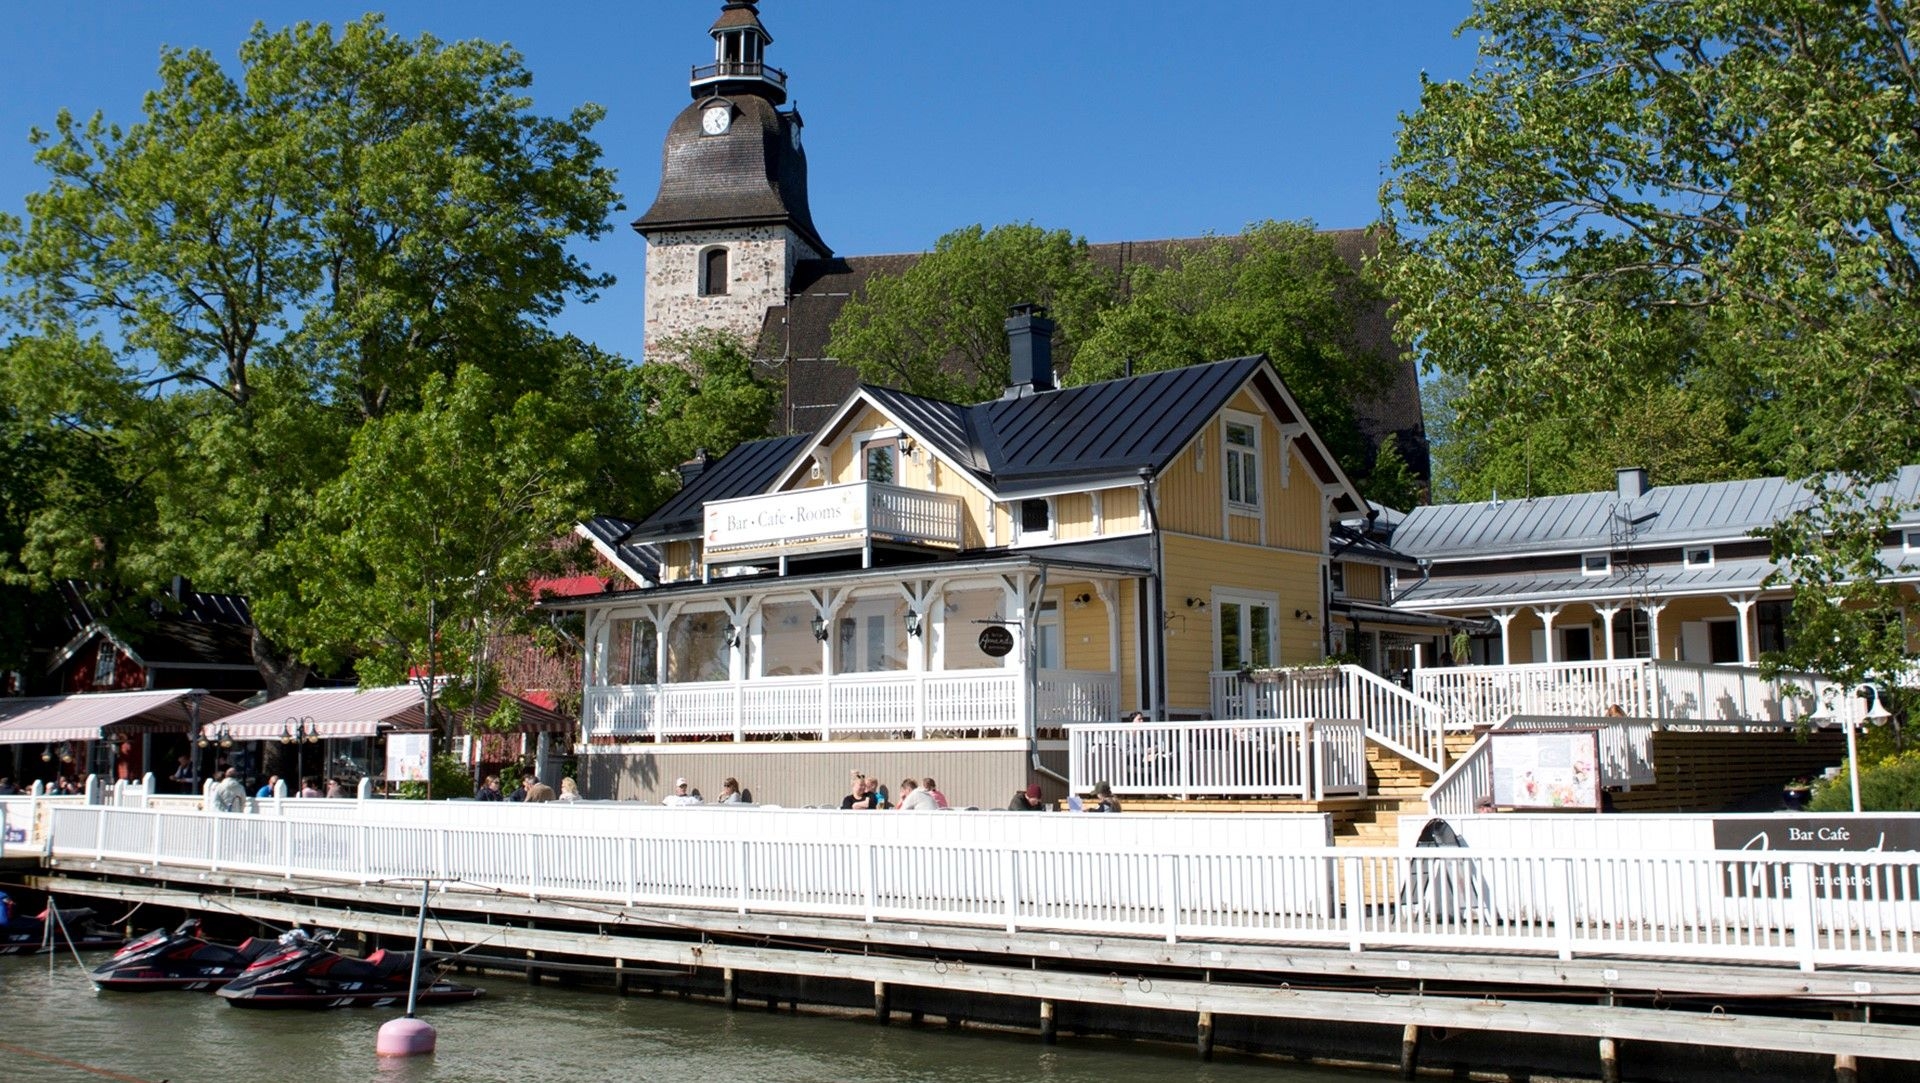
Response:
1378,0,1920,681
1380,0,1920,484
1075,220,1398,476
0,16,620,694
826,223,1116,403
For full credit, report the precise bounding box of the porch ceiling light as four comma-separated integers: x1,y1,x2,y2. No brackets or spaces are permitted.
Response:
810,614,829,641
905,611,924,637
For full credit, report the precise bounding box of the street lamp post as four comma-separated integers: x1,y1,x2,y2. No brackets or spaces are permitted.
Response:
280,717,320,793
1814,684,1893,813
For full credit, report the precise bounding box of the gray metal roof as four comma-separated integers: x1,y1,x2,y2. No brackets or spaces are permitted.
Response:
1394,466,1920,560
631,434,812,538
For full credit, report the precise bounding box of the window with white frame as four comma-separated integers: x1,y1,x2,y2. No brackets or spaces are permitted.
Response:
1905,529,1920,552
1224,419,1260,510
1683,546,1714,568
1018,497,1053,541
1582,552,1611,576
92,643,117,687
860,436,898,484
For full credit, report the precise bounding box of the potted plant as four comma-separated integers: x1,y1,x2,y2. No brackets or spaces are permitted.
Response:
1781,777,1813,811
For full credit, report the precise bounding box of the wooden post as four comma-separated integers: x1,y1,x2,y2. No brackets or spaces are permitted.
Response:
615,959,630,996
1598,1037,1620,1083
946,1012,965,1030
1399,1023,1419,1079
874,980,890,1025
1039,1000,1056,1045
1834,1008,1859,1083
1197,1010,1214,1061
723,967,737,1010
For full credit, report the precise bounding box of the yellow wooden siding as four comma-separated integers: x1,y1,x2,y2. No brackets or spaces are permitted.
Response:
1052,582,1113,673
1342,563,1384,602
1151,391,1327,554
1053,493,1095,540
1160,533,1324,712
1101,486,1142,533
1118,579,1142,713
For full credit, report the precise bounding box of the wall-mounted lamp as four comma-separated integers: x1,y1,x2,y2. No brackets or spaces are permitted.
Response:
1185,597,1209,610
1293,609,1316,623
905,610,924,637
721,622,740,649
900,436,918,459
810,614,829,641
1070,592,1091,609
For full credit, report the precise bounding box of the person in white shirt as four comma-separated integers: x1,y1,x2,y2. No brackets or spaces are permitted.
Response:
663,777,703,806
896,778,938,810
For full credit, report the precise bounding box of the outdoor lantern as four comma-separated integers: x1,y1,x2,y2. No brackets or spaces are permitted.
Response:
810,614,828,641
905,611,924,638
1815,683,1894,813
40,745,52,763
721,622,739,648
280,725,297,745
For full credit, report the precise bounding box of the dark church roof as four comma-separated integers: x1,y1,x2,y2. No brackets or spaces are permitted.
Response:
754,231,1423,471
633,96,827,257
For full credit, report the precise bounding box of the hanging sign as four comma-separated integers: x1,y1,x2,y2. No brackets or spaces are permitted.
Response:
977,625,1015,658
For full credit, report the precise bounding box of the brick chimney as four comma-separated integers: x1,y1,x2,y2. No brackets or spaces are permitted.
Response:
1003,303,1056,399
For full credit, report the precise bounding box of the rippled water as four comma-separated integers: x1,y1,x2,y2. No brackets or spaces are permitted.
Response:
0,951,1396,1083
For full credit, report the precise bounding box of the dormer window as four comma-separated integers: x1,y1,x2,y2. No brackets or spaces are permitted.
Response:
1683,546,1714,568
699,246,729,296
93,643,117,686
1582,552,1611,576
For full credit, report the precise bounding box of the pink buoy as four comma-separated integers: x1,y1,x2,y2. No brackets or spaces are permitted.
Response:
376,1016,437,1057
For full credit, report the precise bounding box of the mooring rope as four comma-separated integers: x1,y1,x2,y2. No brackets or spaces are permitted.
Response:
0,1040,167,1083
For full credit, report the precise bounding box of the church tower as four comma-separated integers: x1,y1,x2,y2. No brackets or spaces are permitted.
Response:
635,1,829,359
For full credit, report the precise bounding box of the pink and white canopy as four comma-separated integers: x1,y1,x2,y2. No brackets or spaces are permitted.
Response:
206,685,434,741
0,689,241,745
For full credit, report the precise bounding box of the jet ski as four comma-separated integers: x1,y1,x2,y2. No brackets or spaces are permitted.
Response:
0,892,125,956
216,930,483,1009
89,917,279,991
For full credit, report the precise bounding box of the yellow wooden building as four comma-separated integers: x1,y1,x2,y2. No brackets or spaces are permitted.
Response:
557,308,1366,806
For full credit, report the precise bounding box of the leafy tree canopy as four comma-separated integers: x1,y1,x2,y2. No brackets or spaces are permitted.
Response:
829,219,1400,484
827,223,1115,405
1380,0,1920,488
0,15,625,694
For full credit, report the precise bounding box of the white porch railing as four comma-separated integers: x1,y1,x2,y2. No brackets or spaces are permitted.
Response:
1215,666,1447,772
1425,715,1658,818
586,668,1115,741
1413,659,1834,731
1067,719,1366,800
48,803,1920,971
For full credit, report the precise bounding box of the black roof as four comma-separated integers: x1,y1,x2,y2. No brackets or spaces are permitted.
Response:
580,515,663,583
633,94,828,258
633,433,812,537
610,356,1361,542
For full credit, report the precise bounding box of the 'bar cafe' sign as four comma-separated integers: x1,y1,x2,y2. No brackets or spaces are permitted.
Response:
706,486,867,549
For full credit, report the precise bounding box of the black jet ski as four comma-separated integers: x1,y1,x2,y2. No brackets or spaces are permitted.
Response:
89,918,278,991
0,892,125,956
216,930,482,1009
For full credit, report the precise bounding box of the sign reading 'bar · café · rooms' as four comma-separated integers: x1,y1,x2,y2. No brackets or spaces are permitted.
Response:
705,484,867,548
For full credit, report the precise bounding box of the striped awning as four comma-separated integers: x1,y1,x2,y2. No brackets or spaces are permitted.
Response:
203,684,573,741
207,685,433,741
0,689,242,745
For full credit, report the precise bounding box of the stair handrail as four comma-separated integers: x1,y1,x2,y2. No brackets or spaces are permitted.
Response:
1424,724,1499,818
1340,665,1447,772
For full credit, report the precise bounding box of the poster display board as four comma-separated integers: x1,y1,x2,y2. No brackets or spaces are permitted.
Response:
1488,728,1601,810
384,733,431,782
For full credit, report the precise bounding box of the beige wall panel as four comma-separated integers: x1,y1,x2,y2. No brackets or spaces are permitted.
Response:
1101,487,1143,533
1053,493,1095,541
1344,564,1384,603
1159,533,1325,712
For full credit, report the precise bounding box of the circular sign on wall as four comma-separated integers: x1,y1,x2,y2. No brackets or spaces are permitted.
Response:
977,625,1015,658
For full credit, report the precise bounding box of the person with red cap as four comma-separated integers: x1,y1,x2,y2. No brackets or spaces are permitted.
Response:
1008,781,1047,811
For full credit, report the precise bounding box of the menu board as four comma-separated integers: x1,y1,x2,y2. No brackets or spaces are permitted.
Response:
384,733,431,782
1488,729,1601,810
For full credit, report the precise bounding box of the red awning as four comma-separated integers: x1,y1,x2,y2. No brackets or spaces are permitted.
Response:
202,684,573,741
0,689,241,745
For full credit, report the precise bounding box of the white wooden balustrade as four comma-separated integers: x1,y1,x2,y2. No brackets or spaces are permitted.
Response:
1425,714,1657,818
585,668,1112,741
47,804,1920,971
1414,659,1833,730
1067,718,1367,800
1214,666,1447,771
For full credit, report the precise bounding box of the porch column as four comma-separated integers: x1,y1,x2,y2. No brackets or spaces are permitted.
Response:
1491,608,1519,665
1006,572,1036,739
1095,580,1121,721
1730,594,1757,663
1644,602,1667,661
1533,605,1563,664
1594,605,1620,661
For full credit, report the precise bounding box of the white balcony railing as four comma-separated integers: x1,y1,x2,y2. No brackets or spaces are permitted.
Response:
1413,659,1835,730
702,481,964,564
1212,666,1447,772
585,667,1116,742
1067,719,1366,800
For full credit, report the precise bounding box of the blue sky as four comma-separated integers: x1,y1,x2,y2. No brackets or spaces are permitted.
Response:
1,2,1480,362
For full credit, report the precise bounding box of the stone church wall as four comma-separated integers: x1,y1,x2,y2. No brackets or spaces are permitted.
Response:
644,226,820,359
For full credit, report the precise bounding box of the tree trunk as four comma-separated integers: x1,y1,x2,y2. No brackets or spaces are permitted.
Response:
250,627,311,700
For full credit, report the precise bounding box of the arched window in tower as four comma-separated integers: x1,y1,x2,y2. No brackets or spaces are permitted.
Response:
699,246,730,296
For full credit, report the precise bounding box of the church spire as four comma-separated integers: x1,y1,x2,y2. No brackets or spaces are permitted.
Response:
691,1,787,105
